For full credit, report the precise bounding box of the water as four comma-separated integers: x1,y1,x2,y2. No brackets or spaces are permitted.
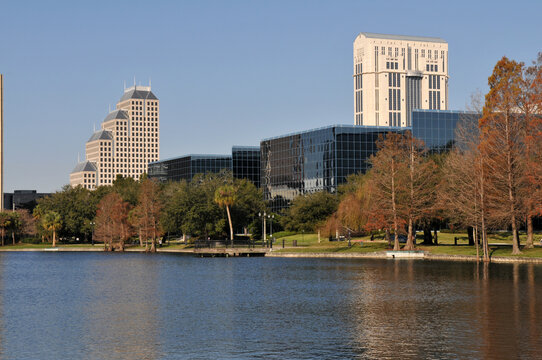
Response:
0,253,541,359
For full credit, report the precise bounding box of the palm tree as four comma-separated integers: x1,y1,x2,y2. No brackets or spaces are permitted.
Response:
42,211,62,247
214,185,236,246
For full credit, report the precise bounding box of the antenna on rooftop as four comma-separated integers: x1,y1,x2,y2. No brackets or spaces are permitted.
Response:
133,76,136,88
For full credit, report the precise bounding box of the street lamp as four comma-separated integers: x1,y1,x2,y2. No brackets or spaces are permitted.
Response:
268,214,274,248
268,214,274,238
90,221,95,246
259,212,267,246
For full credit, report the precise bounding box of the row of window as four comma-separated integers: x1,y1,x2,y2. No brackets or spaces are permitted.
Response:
386,62,399,70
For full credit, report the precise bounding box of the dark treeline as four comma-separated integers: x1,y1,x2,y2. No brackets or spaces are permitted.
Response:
0,170,265,251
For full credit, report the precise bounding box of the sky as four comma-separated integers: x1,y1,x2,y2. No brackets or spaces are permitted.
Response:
0,0,541,193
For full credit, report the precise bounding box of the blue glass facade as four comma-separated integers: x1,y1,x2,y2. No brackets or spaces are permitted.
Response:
261,125,404,211
232,146,260,187
148,154,232,183
262,110,479,211
411,109,479,153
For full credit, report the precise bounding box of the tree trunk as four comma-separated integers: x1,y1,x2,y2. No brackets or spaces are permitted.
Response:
433,227,438,245
467,226,474,246
52,230,56,247
475,226,480,261
405,216,414,251
139,228,143,247
391,159,400,251
12,231,15,245
511,220,521,255
422,224,432,245
385,228,391,247
405,141,415,251
226,205,234,246
1,229,4,246
526,215,534,249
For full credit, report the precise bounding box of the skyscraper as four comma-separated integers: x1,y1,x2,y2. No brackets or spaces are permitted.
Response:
353,33,449,127
70,85,159,189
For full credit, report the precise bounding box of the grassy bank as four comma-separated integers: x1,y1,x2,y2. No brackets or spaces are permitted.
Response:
272,232,542,259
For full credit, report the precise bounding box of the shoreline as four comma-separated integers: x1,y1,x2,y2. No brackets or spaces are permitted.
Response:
2,246,542,264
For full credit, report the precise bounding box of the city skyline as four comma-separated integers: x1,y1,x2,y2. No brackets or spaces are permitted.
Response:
0,0,541,192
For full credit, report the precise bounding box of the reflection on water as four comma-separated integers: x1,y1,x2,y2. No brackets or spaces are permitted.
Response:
0,253,541,359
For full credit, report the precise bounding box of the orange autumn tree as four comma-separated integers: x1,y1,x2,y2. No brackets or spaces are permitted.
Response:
131,179,163,252
95,192,132,251
368,132,409,251
520,53,542,248
479,56,527,255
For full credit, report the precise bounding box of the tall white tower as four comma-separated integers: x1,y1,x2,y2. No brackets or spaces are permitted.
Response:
353,33,449,127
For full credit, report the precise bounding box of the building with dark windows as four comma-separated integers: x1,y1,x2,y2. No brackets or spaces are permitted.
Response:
261,110,479,211
148,154,232,183
411,109,479,153
232,146,260,187
261,125,405,211
3,190,51,211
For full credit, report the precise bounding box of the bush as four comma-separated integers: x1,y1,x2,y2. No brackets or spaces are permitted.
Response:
20,237,42,244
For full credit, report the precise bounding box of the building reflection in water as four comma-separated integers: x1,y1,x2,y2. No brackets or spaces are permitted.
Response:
344,259,542,359
81,254,161,360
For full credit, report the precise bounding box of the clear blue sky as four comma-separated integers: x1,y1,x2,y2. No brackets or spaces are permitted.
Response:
1,0,541,192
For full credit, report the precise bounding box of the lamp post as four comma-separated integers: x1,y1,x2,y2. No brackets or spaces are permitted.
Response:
268,214,274,248
259,212,266,246
268,214,274,238
90,221,95,246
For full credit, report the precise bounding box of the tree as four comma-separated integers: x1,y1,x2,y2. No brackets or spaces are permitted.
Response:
520,53,542,248
281,191,339,233
16,209,37,239
8,212,21,245
321,173,373,237
480,57,526,255
214,184,237,245
368,132,409,251
404,132,439,250
131,179,163,252
95,192,131,251
0,212,11,246
42,211,62,247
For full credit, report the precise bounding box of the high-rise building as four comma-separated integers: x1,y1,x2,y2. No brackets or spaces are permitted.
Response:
353,33,449,127
70,85,159,189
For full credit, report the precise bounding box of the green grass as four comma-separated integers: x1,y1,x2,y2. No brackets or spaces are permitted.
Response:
273,232,542,259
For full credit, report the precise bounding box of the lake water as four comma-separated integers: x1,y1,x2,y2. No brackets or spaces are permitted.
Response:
0,253,541,359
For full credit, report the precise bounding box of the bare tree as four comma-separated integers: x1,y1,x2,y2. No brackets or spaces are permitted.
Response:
480,57,527,255
131,179,163,252
520,53,542,248
368,133,409,250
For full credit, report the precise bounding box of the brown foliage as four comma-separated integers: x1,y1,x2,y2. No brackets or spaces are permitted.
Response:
94,192,132,251
130,179,163,252
480,56,527,255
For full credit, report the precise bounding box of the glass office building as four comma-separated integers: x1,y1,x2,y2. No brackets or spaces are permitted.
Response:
232,146,260,187
148,154,232,183
262,110,479,211
261,125,405,211
410,109,479,153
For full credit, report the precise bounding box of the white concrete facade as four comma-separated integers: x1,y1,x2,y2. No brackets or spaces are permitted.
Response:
353,33,448,127
70,85,160,188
